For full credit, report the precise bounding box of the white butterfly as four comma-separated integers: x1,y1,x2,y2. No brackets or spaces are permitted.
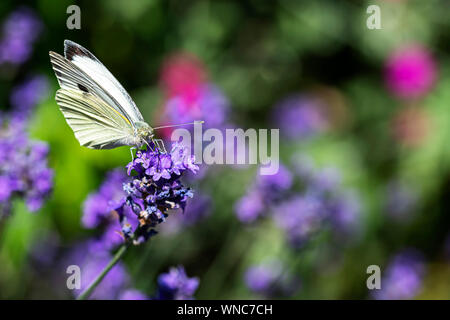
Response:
49,40,198,151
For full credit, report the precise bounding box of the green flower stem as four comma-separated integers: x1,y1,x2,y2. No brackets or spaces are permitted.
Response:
76,243,129,300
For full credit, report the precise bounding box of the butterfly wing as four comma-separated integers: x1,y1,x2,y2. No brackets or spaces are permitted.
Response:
62,40,145,124
56,89,135,149
49,40,146,149
49,50,137,126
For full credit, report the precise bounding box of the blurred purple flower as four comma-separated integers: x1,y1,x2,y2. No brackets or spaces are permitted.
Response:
235,190,265,223
274,195,325,248
0,7,43,65
373,249,425,300
155,266,199,300
310,167,341,193
66,241,130,300
119,289,148,300
235,164,292,223
384,180,417,221
256,164,293,200
180,193,211,226
82,169,144,251
327,190,361,236
0,119,53,214
10,75,49,122
274,94,327,140
245,261,300,297
82,169,129,229
385,44,437,99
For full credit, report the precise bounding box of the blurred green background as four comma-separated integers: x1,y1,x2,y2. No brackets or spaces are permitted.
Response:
0,0,449,299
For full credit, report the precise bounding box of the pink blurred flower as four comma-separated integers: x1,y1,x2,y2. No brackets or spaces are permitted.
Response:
160,52,207,104
385,44,437,99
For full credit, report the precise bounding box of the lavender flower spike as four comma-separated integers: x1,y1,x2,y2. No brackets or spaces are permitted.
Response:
115,142,198,244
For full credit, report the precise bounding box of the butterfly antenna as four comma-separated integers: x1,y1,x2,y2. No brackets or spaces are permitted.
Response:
152,120,204,130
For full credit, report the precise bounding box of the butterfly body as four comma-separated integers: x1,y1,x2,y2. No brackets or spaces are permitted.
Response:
133,121,154,148
49,40,153,150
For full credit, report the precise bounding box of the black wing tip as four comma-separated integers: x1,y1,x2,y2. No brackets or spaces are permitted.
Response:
64,39,95,61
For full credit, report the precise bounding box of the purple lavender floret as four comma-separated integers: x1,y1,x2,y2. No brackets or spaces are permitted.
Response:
0,7,43,65
0,118,53,214
155,266,199,300
114,142,198,244
373,249,425,300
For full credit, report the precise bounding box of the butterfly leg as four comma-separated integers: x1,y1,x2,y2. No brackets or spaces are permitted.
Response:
130,147,136,161
154,139,167,154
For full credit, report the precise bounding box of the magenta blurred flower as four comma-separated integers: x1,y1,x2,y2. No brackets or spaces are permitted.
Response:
385,44,437,99
158,52,229,139
160,52,207,104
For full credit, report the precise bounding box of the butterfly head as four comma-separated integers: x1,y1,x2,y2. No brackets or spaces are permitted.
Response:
134,121,154,147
